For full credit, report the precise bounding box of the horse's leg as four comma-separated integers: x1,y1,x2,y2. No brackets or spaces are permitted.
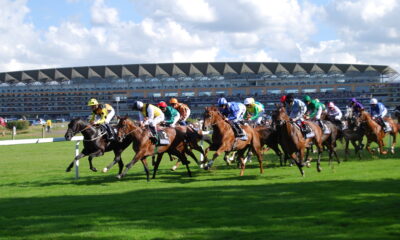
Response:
291,152,304,176
366,139,374,154
117,153,142,179
102,151,122,173
141,157,150,182
204,148,225,170
66,152,86,172
252,145,264,174
390,132,396,154
344,138,350,161
88,156,97,172
378,138,387,155
152,153,163,179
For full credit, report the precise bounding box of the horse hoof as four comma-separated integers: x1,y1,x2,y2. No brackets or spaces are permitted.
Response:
66,168,71,172
317,167,322,172
171,166,177,171
116,174,122,179
91,168,97,172
102,168,108,173
305,161,311,168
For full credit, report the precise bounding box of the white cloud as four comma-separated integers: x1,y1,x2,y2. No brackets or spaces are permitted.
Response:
0,0,399,74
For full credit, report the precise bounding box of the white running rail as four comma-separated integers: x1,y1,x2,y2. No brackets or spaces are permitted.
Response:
0,136,83,179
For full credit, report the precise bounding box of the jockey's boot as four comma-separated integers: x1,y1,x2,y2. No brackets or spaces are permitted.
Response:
105,124,115,141
149,126,158,144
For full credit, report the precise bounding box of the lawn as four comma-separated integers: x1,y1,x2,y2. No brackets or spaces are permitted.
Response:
0,137,399,240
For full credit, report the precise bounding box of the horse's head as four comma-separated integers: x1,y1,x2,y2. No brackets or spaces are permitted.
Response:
202,106,221,131
64,118,85,140
116,116,138,142
271,105,289,127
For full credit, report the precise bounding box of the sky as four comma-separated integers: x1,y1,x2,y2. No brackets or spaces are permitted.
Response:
0,0,399,73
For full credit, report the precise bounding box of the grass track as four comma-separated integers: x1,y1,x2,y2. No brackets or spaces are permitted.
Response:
0,140,399,240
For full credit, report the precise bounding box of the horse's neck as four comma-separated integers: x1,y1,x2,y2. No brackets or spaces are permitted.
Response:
127,123,144,140
213,117,230,133
78,122,97,138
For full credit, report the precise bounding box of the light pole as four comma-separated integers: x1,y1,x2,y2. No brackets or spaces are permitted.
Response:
115,96,120,116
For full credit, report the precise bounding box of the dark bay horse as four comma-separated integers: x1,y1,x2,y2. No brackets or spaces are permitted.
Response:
254,125,286,166
272,106,323,176
342,107,364,160
115,117,192,181
201,106,263,176
64,118,132,175
359,110,397,154
319,121,340,166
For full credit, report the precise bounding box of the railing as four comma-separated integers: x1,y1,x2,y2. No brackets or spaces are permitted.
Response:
0,136,83,179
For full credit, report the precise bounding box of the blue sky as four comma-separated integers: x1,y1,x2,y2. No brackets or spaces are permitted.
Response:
1,0,399,73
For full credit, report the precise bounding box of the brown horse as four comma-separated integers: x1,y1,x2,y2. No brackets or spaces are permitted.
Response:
115,117,192,181
201,106,263,176
271,106,323,176
342,107,364,160
254,125,286,166
359,110,397,154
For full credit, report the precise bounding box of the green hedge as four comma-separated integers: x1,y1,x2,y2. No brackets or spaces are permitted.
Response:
6,120,30,130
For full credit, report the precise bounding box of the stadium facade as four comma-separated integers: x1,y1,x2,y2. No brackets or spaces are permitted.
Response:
0,62,398,119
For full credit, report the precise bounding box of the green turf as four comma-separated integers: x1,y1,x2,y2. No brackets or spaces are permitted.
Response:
0,139,399,240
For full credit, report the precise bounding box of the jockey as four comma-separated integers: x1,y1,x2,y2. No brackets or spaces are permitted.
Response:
303,95,325,130
87,98,115,141
132,100,165,143
157,101,180,127
370,98,388,131
349,98,364,116
169,98,190,126
217,97,247,140
284,94,309,134
280,95,287,105
327,102,343,129
244,97,264,125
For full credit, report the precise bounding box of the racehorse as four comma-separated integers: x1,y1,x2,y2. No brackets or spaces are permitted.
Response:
342,107,364,160
201,106,264,176
271,105,323,176
254,125,286,166
319,121,340,166
64,118,132,175
358,109,397,154
115,117,192,181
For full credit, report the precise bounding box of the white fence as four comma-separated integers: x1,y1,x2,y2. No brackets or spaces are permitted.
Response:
0,136,83,179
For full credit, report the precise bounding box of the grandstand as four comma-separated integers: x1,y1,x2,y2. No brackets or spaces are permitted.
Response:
0,62,398,120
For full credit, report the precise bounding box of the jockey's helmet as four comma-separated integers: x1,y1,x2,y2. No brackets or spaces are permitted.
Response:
303,95,311,103
132,101,144,110
370,98,378,105
217,97,228,106
158,101,167,108
285,94,294,103
327,102,334,108
350,98,357,103
244,98,254,106
87,98,99,106
169,98,178,104
280,95,286,103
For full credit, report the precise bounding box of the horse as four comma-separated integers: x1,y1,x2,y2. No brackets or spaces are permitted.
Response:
271,105,323,176
64,118,132,175
319,120,340,166
254,125,287,166
115,117,192,181
342,109,364,160
358,109,397,154
201,106,263,176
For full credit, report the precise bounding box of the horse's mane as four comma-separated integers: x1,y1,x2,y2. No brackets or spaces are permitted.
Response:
205,106,225,120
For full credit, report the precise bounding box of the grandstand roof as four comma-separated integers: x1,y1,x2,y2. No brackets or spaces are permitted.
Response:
0,62,397,84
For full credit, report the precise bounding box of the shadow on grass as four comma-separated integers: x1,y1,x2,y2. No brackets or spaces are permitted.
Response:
1,179,399,240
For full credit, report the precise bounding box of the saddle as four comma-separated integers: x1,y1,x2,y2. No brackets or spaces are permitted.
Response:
293,121,315,138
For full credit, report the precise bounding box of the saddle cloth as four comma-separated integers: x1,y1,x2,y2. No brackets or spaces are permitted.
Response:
156,130,170,145
322,123,331,135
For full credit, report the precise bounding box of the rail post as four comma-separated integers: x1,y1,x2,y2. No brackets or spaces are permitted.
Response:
75,141,80,180
12,126,16,140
